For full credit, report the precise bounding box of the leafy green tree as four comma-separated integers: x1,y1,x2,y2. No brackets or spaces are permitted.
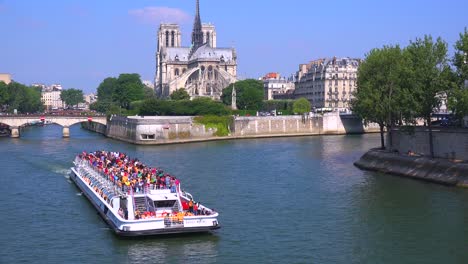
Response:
448,88,468,122
112,74,145,109
94,73,146,113
60,88,84,108
453,27,468,87
221,79,264,110
97,77,117,102
406,35,453,157
449,28,468,122
4,82,43,113
144,86,156,99
170,88,190,100
293,98,311,114
139,97,230,116
0,81,8,109
351,45,412,149
261,100,294,112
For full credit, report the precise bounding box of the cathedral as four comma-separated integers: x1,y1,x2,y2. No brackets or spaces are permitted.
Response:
154,0,237,100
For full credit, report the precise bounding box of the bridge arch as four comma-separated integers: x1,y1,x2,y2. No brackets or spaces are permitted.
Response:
0,116,107,138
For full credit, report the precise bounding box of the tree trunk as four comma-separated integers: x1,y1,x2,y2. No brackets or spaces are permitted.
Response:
427,117,434,158
386,125,393,151
379,124,385,150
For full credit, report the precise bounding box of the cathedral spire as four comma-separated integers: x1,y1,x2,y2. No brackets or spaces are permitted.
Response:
191,0,204,49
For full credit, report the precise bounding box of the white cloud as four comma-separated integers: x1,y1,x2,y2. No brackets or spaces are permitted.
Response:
129,7,191,25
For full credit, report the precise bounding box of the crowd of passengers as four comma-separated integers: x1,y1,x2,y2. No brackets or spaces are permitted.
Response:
78,151,181,194
78,151,213,220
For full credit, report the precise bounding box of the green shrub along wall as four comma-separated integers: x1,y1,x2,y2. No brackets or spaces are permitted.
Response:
193,115,234,137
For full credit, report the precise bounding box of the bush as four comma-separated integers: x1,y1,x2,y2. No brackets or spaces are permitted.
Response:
193,115,233,137
139,98,231,116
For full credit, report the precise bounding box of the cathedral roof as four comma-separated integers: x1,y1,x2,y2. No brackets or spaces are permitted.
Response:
162,45,236,63
163,47,191,62
190,43,235,62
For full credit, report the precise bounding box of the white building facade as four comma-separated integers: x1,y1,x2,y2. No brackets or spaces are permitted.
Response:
262,73,295,100
41,90,64,110
0,73,12,84
294,57,360,111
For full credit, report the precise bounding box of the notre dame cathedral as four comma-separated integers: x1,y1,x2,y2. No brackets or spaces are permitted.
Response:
154,0,237,100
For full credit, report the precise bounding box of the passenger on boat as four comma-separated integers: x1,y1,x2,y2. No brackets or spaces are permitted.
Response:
188,199,194,213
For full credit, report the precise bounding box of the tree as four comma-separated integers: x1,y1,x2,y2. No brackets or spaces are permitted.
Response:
144,86,156,99
112,74,145,109
351,45,412,150
97,77,117,102
94,73,146,113
0,81,8,110
293,98,311,114
60,88,84,108
449,28,468,122
4,82,43,113
221,79,264,110
453,27,468,87
170,88,190,100
406,35,453,157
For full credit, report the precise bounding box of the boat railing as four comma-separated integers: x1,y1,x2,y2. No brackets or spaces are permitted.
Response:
74,157,126,200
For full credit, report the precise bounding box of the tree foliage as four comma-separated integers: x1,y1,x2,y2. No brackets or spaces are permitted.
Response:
221,79,264,110
293,97,311,114
0,82,44,113
453,27,468,87
449,28,468,121
95,73,146,113
170,88,190,100
405,35,453,157
139,97,230,116
406,35,452,122
261,100,294,112
60,88,84,107
351,45,412,149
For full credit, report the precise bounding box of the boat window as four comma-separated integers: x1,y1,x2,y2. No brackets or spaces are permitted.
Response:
154,200,176,208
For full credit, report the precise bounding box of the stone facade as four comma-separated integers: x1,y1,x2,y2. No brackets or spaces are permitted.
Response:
155,0,237,100
294,57,360,111
41,90,64,110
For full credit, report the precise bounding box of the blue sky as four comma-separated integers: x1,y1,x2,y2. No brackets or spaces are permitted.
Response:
0,0,467,93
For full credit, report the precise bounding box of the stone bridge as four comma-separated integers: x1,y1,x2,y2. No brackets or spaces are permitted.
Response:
0,115,107,138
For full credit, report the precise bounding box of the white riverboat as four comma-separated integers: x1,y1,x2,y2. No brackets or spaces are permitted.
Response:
70,152,220,236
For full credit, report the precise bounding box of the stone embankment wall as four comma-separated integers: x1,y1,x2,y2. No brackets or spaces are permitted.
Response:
104,116,216,144
233,113,379,136
354,149,468,187
83,113,380,145
390,127,468,161
81,122,106,135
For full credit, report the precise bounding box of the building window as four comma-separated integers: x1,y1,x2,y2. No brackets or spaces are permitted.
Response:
165,31,169,47
171,31,175,47
206,32,210,45
175,68,180,76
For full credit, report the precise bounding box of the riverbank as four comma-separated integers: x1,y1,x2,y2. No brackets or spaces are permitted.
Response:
354,149,468,187
82,113,380,145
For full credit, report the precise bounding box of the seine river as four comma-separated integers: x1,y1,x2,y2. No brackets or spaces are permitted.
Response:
1,125,467,263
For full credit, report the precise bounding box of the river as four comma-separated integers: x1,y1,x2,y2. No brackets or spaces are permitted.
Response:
0,124,467,263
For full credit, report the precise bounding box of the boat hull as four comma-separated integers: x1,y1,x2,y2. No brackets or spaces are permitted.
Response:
70,168,220,237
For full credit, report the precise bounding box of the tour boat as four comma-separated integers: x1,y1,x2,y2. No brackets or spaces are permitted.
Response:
70,152,220,236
